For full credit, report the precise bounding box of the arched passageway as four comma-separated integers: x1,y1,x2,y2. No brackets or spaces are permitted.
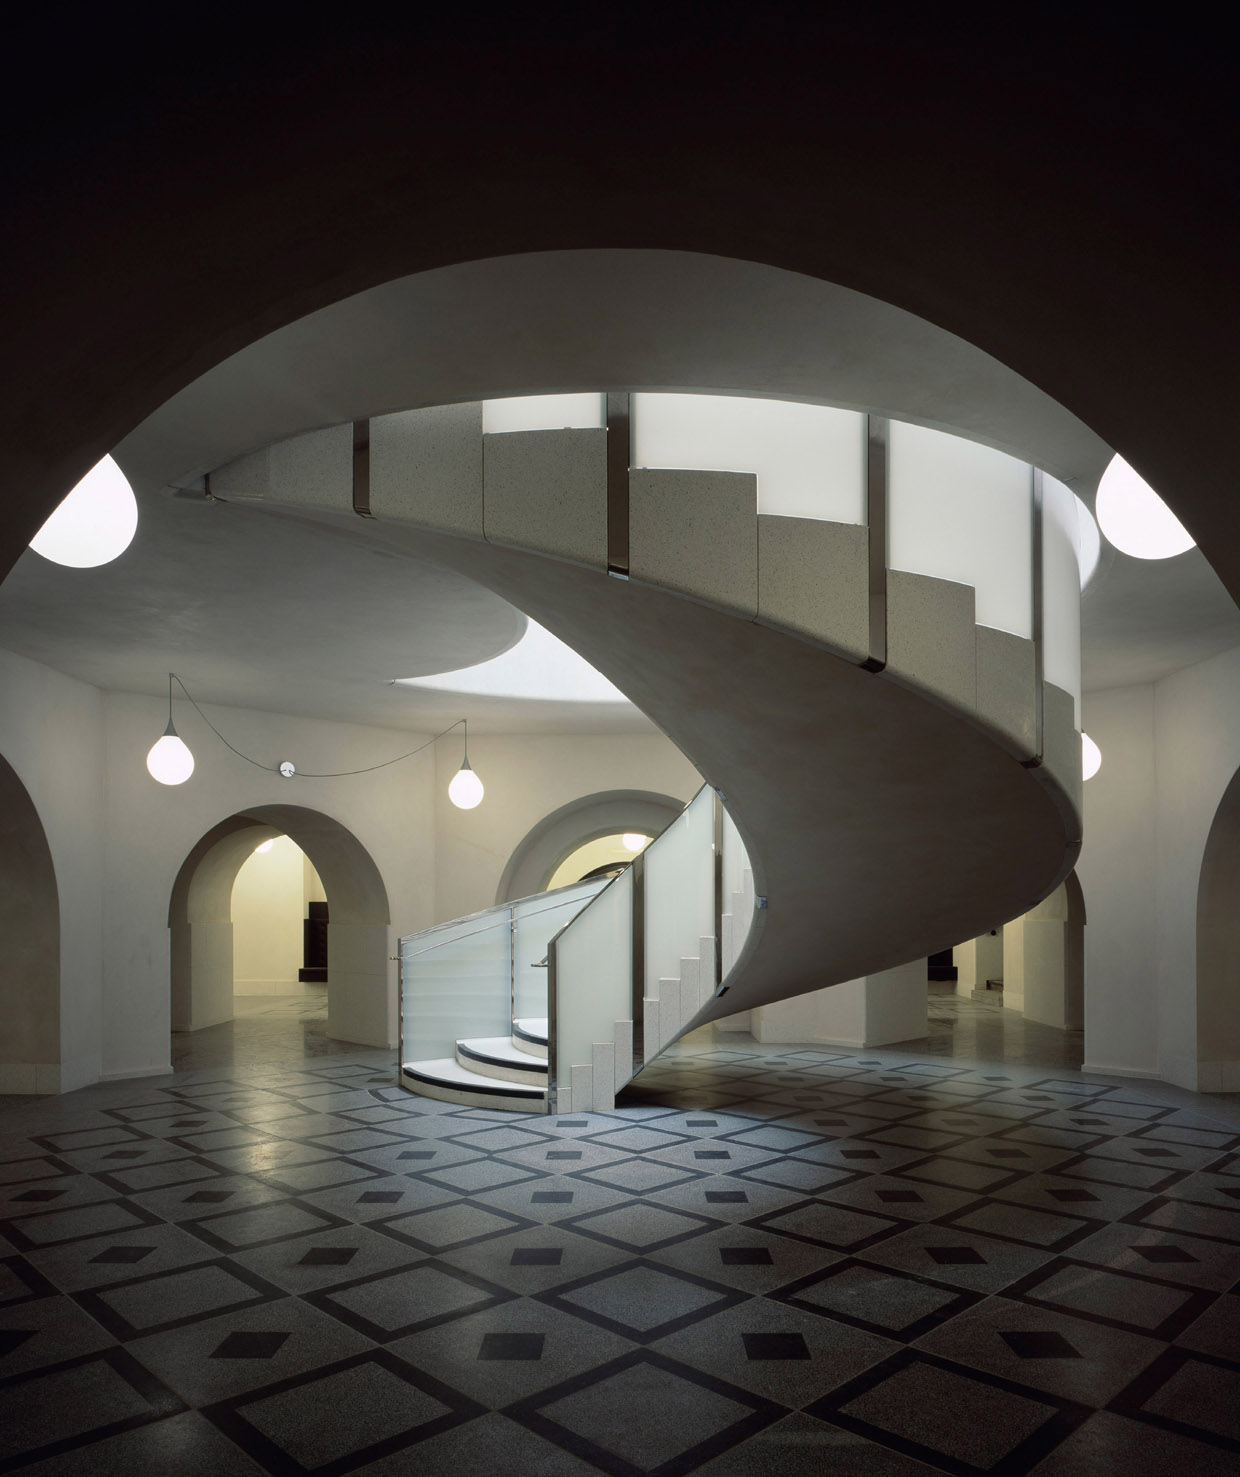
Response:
495,789,684,903
0,752,60,1090
1196,772,1240,1091
169,805,392,1049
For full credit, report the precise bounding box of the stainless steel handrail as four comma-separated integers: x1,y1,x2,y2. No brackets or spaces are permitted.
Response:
400,882,606,961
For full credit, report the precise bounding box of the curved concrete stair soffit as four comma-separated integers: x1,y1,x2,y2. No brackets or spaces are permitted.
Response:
210,392,1084,1110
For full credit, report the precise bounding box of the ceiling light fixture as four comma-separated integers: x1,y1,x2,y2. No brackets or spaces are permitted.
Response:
1082,732,1102,782
147,675,485,808
146,674,195,786
1095,454,1195,560
28,455,139,568
448,720,485,810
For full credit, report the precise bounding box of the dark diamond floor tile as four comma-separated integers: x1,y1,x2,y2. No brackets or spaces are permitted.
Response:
298,1245,358,1267
722,1247,772,1266
743,1331,810,1360
210,1330,291,1359
1002,1330,1083,1359
478,1331,545,1360
90,1244,157,1265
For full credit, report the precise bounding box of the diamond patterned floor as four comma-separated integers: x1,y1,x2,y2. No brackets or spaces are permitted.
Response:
2,1008,1239,1474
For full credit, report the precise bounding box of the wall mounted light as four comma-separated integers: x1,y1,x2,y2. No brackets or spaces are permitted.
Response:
146,674,195,786
29,455,139,568
1095,454,1194,560
448,720,485,810
1082,732,1102,782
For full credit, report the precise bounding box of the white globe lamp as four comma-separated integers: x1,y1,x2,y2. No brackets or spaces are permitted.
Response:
1082,732,1102,782
146,725,195,786
449,758,484,810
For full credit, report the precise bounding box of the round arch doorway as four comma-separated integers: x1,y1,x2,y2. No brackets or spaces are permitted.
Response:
168,805,392,1050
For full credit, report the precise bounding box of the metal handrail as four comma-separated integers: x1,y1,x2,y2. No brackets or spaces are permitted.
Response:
399,880,605,961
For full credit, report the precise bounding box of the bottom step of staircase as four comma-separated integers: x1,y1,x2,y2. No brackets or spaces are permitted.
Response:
401,1057,546,1111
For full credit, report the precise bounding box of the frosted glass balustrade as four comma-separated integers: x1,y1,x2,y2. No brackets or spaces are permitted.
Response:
720,805,755,966
633,393,865,522
643,787,715,999
552,869,633,1102
482,394,604,434
401,913,511,1066
1042,473,1083,724
512,879,605,1022
888,420,1033,639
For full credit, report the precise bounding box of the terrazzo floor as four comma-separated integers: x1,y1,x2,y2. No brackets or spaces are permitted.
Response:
2,992,1238,1475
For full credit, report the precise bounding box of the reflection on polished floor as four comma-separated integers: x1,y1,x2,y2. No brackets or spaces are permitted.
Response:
2,992,1238,1474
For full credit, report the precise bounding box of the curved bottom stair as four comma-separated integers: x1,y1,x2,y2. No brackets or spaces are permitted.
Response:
402,1020,550,1110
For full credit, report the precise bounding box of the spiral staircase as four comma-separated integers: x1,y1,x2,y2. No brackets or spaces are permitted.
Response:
210,392,1084,1113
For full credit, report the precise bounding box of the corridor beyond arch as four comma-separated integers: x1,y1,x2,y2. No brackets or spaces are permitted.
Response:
0,752,59,1090
1197,770,1240,1090
169,805,393,1049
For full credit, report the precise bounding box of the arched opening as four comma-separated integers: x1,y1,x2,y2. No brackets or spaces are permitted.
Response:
1196,772,1240,1091
169,805,392,1050
231,832,328,1007
1002,872,1087,1030
0,752,60,1092
495,790,685,903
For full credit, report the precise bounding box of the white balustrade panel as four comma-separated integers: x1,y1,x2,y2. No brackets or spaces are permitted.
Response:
512,880,604,1022
401,914,511,1064
644,787,715,1005
633,393,865,522
720,804,755,968
554,870,633,1096
1042,473,1083,724
482,394,604,433
888,420,1033,638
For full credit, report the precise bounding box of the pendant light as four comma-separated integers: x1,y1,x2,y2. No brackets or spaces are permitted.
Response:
146,674,195,785
448,720,484,809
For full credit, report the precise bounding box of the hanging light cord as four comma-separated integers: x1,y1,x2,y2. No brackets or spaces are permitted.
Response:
168,673,466,778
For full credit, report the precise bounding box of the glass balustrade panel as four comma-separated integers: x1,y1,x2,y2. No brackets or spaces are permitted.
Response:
1043,473,1083,724
643,787,715,1000
482,394,604,433
400,912,512,1067
512,879,606,1024
888,420,1033,639
633,393,865,523
720,804,755,967
553,868,633,1096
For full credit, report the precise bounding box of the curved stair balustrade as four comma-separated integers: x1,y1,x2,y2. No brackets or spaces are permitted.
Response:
213,389,1086,1112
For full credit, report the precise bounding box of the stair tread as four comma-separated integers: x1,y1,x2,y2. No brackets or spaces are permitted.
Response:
513,1017,548,1043
402,1057,545,1096
458,1037,547,1070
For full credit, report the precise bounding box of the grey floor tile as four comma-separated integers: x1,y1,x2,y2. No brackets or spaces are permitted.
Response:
126,1295,371,1404
692,1410,934,1476
857,1222,1056,1293
350,1410,600,1476
647,1223,845,1293
654,1295,897,1406
1025,1408,1240,1477
16,1409,266,1475
390,1297,632,1406
914,1293,1167,1405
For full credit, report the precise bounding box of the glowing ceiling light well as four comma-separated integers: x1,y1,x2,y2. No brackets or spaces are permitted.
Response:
1082,732,1102,782
29,455,138,568
399,620,628,704
254,839,274,854
1095,454,1194,560
622,833,649,852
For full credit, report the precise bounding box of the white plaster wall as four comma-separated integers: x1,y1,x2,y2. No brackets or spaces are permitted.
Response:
232,836,311,990
1153,644,1240,1089
0,648,104,1091
1077,684,1159,1078
101,692,438,1077
432,733,701,923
